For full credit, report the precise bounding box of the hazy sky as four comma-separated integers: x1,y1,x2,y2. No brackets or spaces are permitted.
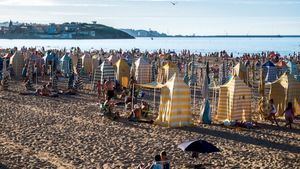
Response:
0,0,299,35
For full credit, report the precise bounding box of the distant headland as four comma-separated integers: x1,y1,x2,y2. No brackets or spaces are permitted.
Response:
0,21,134,39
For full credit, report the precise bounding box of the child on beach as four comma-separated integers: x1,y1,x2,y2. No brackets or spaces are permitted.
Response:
267,99,279,126
283,102,294,129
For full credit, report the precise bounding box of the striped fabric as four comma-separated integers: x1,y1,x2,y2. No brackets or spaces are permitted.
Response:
134,57,152,84
216,76,252,122
157,62,179,83
219,62,229,85
151,61,157,82
93,65,102,88
60,54,72,76
265,66,278,83
100,60,115,84
115,59,130,88
287,61,299,75
74,75,83,90
9,52,25,79
269,73,300,116
108,55,119,65
71,54,78,73
82,54,93,74
51,72,58,92
232,63,248,84
74,59,84,90
155,74,192,127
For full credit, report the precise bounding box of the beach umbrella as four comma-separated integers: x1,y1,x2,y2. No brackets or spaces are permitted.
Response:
178,140,220,153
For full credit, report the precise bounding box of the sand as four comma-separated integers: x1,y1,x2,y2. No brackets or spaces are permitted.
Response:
0,80,300,169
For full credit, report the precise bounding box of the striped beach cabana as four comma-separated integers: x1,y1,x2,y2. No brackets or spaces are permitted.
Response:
232,62,248,84
268,73,300,116
157,61,179,83
9,51,25,79
92,65,101,88
276,60,288,76
115,59,130,88
92,54,101,74
219,61,229,85
287,61,299,75
82,54,93,75
216,76,252,122
71,53,78,73
60,53,72,76
262,60,277,83
108,55,119,65
100,60,115,84
155,74,192,127
134,57,152,84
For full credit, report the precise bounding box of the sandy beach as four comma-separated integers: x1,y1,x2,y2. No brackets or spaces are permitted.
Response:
0,80,300,169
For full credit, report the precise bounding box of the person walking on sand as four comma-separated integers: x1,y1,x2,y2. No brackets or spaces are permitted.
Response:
283,102,294,129
267,99,279,126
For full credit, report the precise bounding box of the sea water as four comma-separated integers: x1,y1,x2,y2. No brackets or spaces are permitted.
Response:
0,37,299,56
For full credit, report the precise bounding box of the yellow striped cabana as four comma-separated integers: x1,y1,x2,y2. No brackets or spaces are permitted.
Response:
82,54,93,74
233,62,248,84
216,76,252,122
155,74,192,127
9,51,24,79
157,61,179,83
268,73,300,116
115,59,130,88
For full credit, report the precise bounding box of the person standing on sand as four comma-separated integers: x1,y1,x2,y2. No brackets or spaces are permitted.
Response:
283,102,294,129
267,99,279,126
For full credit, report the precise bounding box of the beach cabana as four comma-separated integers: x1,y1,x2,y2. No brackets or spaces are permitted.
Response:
216,76,252,122
92,54,101,74
232,62,248,84
268,73,300,116
100,60,115,84
155,74,192,127
108,55,119,65
276,60,288,76
93,65,101,88
71,53,78,73
43,51,59,71
157,61,179,83
9,52,25,79
287,61,299,75
60,54,72,76
82,54,93,74
219,62,229,85
115,59,130,88
134,57,152,84
262,60,277,83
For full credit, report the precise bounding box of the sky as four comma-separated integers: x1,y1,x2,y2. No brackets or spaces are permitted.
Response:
0,0,300,35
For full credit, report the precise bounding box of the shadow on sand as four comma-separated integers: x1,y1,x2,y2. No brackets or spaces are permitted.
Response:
178,125,300,154
0,163,9,169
